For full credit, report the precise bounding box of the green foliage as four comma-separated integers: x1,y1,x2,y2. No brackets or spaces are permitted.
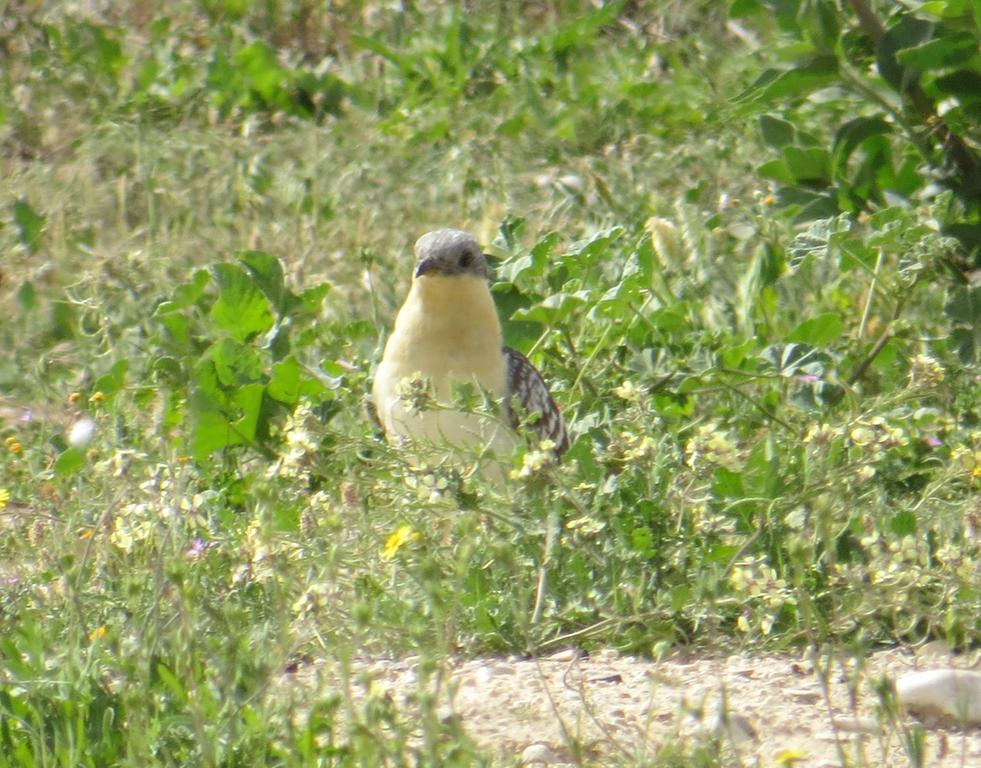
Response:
11,200,45,253
154,251,332,461
0,1,977,765
732,0,981,268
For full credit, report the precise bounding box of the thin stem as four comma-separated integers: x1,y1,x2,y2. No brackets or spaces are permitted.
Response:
858,249,884,340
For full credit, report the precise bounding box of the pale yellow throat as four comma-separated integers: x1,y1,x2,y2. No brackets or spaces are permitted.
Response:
373,274,515,460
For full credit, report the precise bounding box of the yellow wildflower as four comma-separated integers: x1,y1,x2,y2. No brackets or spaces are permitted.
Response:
775,749,807,765
381,524,420,562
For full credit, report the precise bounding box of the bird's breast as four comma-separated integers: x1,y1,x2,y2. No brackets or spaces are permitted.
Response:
372,277,513,458
382,278,507,396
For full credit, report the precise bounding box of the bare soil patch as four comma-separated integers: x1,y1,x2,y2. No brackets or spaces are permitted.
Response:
287,647,981,766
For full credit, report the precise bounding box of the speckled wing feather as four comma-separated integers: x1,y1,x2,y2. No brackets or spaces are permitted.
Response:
503,346,569,455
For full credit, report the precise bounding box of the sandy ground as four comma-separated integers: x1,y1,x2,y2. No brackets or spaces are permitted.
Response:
287,646,981,767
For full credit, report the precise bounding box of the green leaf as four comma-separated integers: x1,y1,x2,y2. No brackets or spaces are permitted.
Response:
231,383,264,442
895,32,979,70
55,447,86,476
934,69,981,99
558,227,623,273
735,56,839,103
630,527,654,557
877,16,934,90
757,158,795,184
210,263,274,342
234,41,287,102
647,306,690,332
191,382,264,459
191,405,240,459
238,250,290,314
495,214,526,252
797,0,840,50
890,510,918,536
12,200,44,252
761,343,831,377
154,664,188,704
498,232,558,284
782,145,831,185
165,269,210,310
268,355,301,404
712,467,744,498
786,313,844,345
719,338,759,369
350,34,417,75
548,0,625,54
16,281,37,311
744,436,783,499
92,360,128,399
945,285,981,363
832,117,893,181
342,319,376,340
496,284,546,352
156,309,191,348
670,584,692,612
786,215,852,269
511,290,589,324
838,237,877,271
298,283,331,314
702,543,740,564
758,114,797,149
790,378,844,408
777,188,840,222
911,1,971,18
729,0,764,18
211,338,264,387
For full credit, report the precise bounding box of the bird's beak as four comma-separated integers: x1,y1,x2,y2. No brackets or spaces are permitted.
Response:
415,257,440,278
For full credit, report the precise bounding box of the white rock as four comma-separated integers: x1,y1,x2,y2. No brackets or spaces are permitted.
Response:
520,742,561,764
68,418,97,448
473,665,493,685
896,669,981,724
831,716,880,734
545,648,582,662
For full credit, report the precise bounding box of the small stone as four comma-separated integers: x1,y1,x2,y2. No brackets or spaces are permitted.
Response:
588,673,623,684
831,716,880,734
786,687,821,704
546,648,583,662
520,742,561,764
896,669,981,725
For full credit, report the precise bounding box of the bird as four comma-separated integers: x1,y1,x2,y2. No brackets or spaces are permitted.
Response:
372,229,569,471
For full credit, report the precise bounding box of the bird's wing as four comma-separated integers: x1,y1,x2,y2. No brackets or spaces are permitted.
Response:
503,346,569,455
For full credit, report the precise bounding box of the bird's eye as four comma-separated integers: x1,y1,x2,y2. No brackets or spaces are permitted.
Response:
459,252,474,268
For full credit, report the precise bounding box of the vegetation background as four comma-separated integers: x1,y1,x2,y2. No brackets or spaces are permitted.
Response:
0,0,978,764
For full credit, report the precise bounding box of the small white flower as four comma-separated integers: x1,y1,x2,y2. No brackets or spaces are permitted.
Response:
68,418,97,448
613,380,644,402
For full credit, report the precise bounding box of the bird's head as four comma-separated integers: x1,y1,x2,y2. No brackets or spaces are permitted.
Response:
413,229,488,281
